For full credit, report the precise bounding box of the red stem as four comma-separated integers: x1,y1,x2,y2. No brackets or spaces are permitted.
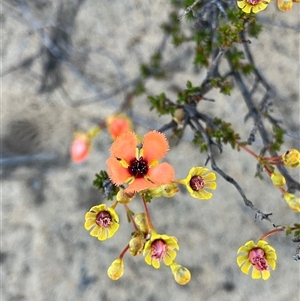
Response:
142,196,155,232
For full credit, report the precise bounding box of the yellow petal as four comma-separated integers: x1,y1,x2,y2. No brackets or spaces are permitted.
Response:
241,260,252,274
251,267,261,279
261,270,270,280
242,4,252,13
152,258,160,269
204,182,217,190
90,225,101,237
85,212,97,219
237,0,246,8
237,255,249,267
202,172,216,181
84,219,96,230
266,251,277,261
267,258,276,270
97,228,108,241
257,240,268,249
237,245,251,253
144,252,152,265
194,190,212,200
244,240,256,249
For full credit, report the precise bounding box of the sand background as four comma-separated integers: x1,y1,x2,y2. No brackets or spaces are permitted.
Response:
2,1,300,301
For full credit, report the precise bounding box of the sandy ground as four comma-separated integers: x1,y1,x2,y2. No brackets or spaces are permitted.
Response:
2,1,300,301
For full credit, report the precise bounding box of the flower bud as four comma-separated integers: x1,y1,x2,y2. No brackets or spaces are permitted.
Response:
283,193,300,212
134,213,150,235
129,233,144,256
148,183,179,198
270,172,286,187
170,262,191,285
277,0,293,11
173,108,186,125
107,258,124,280
106,114,132,140
116,190,135,204
282,149,300,168
71,134,91,163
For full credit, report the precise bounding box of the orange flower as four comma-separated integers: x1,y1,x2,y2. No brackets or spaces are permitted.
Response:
106,131,175,193
106,114,132,140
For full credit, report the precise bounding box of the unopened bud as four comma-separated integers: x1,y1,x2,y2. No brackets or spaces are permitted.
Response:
129,233,144,256
271,172,286,187
148,183,179,198
107,258,124,280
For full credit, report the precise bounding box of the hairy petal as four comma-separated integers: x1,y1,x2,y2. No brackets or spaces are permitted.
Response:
110,132,137,161
142,131,169,162
147,163,175,185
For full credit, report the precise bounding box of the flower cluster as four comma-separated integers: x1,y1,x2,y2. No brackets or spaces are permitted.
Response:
237,0,300,13
84,131,217,284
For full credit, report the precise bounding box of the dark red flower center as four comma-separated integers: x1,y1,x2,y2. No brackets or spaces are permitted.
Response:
190,175,205,191
151,239,167,261
128,157,149,178
96,211,112,228
249,248,268,271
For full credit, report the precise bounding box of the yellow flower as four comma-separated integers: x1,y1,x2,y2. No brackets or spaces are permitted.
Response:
270,172,286,187
283,193,300,212
178,167,216,200
237,0,270,13
282,149,300,168
107,258,124,280
170,262,191,285
277,0,293,11
84,204,119,240
143,232,179,269
237,240,277,280
148,183,179,198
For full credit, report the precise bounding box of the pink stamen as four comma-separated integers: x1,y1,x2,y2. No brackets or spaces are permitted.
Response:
246,0,262,4
249,248,269,271
190,176,205,191
151,239,167,261
96,211,112,228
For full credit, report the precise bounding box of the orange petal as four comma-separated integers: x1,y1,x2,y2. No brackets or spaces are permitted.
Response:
125,178,157,193
110,132,137,162
142,131,169,163
106,157,131,185
147,162,175,185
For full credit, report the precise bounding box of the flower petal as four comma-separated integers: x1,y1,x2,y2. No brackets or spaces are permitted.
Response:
147,163,175,185
145,252,152,265
110,132,137,162
251,267,261,279
193,189,212,200
90,225,101,237
125,178,157,193
84,219,96,230
152,258,161,269
261,270,270,280
107,157,131,185
237,254,249,267
142,131,169,162
98,228,108,241
237,245,251,254
267,258,276,270
204,182,217,190
241,260,252,274
244,240,256,249
202,172,216,181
